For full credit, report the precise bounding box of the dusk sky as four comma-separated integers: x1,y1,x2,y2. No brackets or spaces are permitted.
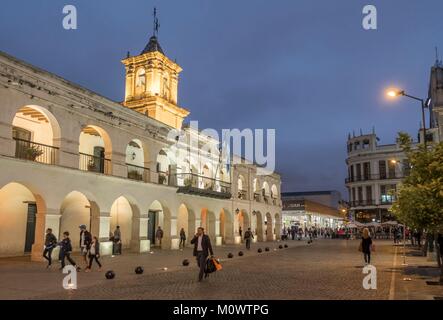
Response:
1,0,443,198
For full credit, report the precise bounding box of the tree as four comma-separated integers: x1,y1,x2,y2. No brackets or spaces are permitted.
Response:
390,132,443,282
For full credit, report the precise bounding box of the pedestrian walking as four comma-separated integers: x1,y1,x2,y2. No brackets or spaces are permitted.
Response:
156,226,164,247
79,224,92,268
179,228,186,249
416,230,422,248
85,236,102,272
59,231,78,270
244,227,254,250
239,226,243,239
43,228,57,269
359,228,373,265
112,226,122,255
190,227,214,282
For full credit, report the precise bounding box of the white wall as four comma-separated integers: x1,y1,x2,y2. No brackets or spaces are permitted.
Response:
12,114,53,146
79,133,104,155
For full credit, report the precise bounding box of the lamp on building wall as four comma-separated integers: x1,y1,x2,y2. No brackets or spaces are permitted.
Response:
252,210,257,216
235,208,240,215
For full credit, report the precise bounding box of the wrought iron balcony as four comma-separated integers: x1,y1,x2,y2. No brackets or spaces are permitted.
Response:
14,138,58,165
126,163,150,182
173,173,231,199
79,152,111,175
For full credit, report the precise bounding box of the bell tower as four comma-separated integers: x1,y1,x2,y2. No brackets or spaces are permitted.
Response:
122,9,189,129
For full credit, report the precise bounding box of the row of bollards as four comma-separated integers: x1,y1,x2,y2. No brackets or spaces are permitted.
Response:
104,244,291,280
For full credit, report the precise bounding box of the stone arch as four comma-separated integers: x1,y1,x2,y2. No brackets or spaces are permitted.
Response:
178,203,195,245
237,174,247,199
0,182,47,257
135,67,146,94
201,163,213,189
126,139,150,181
234,209,250,242
271,184,278,198
12,105,62,164
78,125,113,174
110,196,135,249
147,200,171,249
157,148,176,185
59,190,100,251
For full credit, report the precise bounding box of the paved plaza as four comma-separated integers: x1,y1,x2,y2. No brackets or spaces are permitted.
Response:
0,239,441,300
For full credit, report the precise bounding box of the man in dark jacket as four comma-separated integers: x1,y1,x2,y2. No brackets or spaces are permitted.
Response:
79,224,92,268
59,231,78,270
190,227,214,282
43,228,57,268
244,228,254,250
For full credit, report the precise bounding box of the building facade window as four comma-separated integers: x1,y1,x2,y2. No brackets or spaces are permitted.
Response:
357,187,363,203
379,160,386,179
363,162,371,180
380,184,396,204
365,186,372,204
356,163,362,181
388,161,396,179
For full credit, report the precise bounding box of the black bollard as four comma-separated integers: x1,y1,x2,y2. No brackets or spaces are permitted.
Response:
182,259,190,266
105,270,115,279
135,266,144,274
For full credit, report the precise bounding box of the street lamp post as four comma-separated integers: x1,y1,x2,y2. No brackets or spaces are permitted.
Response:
387,90,430,149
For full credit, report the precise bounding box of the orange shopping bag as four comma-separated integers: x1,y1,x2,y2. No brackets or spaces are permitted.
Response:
212,258,222,271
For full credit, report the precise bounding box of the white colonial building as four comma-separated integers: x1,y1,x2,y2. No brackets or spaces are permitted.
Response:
345,129,438,223
0,34,282,260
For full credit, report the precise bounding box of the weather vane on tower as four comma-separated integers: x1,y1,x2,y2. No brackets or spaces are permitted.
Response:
153,7,160,37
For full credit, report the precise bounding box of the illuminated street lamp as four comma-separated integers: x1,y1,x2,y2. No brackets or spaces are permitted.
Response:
386,89,431,149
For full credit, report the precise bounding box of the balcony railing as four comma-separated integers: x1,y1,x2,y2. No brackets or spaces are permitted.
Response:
126,163,150,182
79,153,111,175
14,138,58,165
345,173,405,183
238,189,247,200
173,173,231,199
158,171,169,185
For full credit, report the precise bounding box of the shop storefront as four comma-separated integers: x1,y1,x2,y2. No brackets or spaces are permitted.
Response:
282,199,344,230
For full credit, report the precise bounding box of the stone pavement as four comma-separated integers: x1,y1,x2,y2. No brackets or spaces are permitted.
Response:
0,239,441,300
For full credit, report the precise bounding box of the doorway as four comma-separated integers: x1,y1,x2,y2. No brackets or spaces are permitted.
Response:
24,203,37,253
